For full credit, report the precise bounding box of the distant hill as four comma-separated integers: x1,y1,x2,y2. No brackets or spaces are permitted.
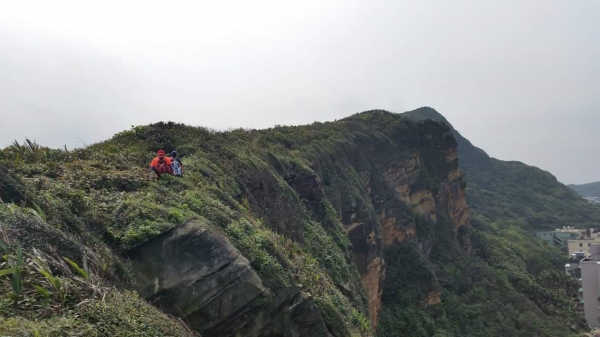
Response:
569,182,600,202
404,107,600,230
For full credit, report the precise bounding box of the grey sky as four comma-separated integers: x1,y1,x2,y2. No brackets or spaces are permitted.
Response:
1,1,599,184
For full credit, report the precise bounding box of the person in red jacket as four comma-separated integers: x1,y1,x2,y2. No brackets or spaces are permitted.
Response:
150,150,173,179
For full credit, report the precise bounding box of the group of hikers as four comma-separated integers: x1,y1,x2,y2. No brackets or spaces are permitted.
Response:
150,149,184,179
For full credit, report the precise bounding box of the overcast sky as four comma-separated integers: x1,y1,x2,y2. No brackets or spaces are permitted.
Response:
1,1,599,184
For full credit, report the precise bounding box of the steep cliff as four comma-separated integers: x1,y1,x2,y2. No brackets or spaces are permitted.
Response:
394,107,586,336
404,107,600,230
0,109,585,337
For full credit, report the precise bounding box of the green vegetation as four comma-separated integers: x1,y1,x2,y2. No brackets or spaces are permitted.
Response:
377,216,583,336
405,107,600,230
2,117,406,335
0,289,195,337
378,107,587,337
0,208,195,336
0,109,593,336
569,181,600,199
464,161,600,230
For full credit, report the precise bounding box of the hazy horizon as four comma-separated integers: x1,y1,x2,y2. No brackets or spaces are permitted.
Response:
1,1,599,185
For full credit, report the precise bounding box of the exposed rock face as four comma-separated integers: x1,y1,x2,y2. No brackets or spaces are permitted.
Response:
126,220,334,337
347,140,470,327
382,153,421,204
409,190,437,222
442,146,469,228
285,173,325,214
121,116,470,334
346,220,383,327
426,291,441,306
380,145,468,228
445,169,469,228
347,222,377,275
380,211,415,248
362,256,384,325
240,286,334,337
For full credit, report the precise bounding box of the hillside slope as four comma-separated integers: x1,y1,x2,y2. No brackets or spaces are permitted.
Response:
569,181,600,200
404,107,600,230
0,110,586,337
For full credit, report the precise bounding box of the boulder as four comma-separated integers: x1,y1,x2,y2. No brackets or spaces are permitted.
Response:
126,220,334,337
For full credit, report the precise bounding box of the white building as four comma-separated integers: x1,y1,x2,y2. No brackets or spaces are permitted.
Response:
566,251,585,278
581,245,600,327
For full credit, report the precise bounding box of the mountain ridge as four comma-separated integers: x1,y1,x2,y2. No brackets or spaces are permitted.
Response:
0,108,588,336
404,107,600,230
569,181,600,200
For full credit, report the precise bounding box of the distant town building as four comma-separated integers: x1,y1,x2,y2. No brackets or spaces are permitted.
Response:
535,226,586,247
580,245,600,328
535,231,556,245
566,250,585,278
569,237,600,256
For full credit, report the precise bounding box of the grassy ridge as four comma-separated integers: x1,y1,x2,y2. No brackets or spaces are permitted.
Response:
2,114,427,336
0,109,591,336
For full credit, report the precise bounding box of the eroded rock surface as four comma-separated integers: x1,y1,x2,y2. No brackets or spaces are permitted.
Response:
345,138,469,327
126,220,335,337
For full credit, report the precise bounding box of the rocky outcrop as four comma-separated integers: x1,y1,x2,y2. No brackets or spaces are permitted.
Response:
441,145,469,228
124,115,471,334
346,220,383,328
126,220,334,337
426,291,441,306
381,147,465,225
285,173,325,214
362,256,384,326
380,211,415,248
409,190,437,222
382,153,421,204
350,140,469,327
445,169,469,227
240,286,334,337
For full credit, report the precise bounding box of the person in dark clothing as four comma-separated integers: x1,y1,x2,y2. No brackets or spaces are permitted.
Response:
170,151,183,177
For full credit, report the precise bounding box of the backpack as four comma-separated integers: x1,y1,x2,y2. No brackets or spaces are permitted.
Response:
156,157,171,174
171,158,183,176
